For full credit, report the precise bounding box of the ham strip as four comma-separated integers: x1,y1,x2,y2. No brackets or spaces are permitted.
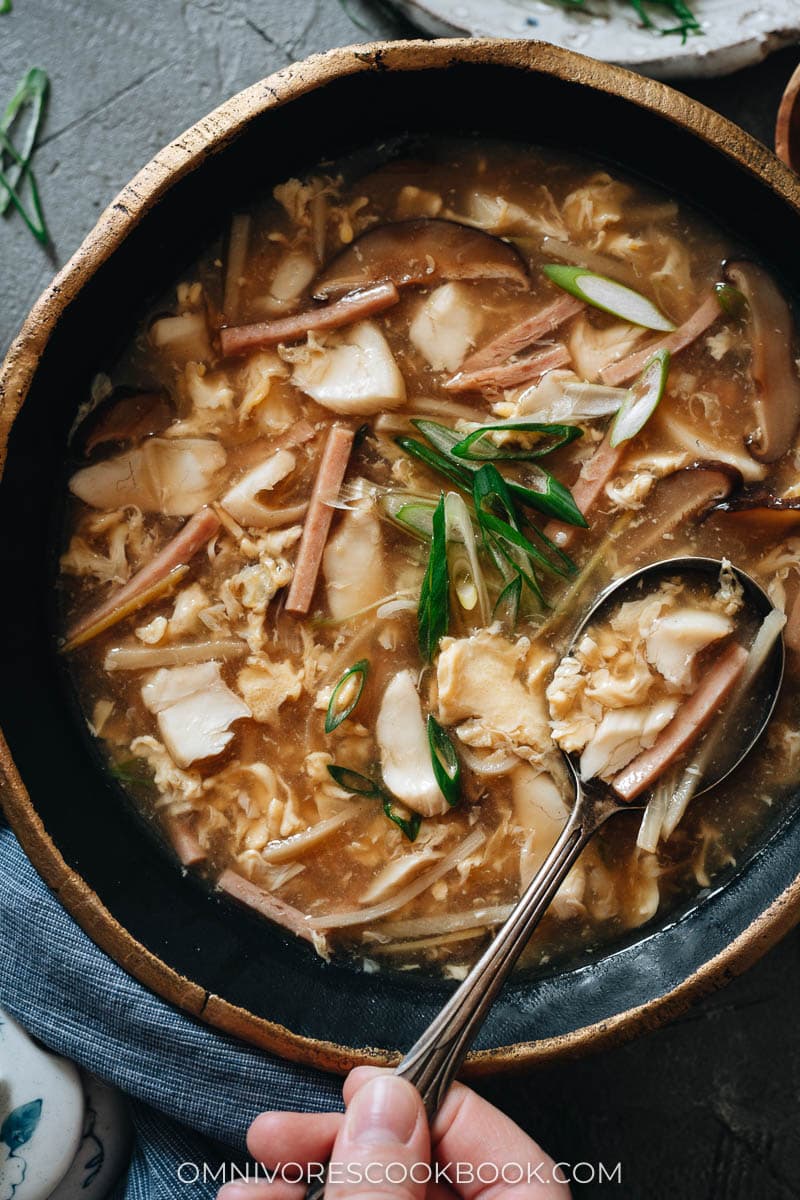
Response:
219,282,399,357
444,344,571,393
64,506,220,649
544,433,625,549
285,424,355,615
612,642,749,802
600,294,720,387
167,818,207,867
460,295,584,372
217,869,320,946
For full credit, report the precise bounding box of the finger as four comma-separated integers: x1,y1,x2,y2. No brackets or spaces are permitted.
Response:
218,1184,303,1200
246,1111,343,1167
327,1072,431,1200
347,1070,567,1198
430,1081,570,1198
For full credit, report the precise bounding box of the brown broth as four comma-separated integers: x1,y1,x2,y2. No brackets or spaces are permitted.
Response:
58,140,800,980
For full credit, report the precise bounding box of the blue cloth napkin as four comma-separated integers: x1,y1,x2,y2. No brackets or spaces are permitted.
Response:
0,817,344,1198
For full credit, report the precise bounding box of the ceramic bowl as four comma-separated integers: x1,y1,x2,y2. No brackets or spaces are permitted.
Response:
2,40,800,1074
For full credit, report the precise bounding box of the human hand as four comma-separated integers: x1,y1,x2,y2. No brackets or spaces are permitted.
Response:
218,1066,571,1199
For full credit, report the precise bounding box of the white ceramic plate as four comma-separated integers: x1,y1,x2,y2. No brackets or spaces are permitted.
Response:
390,0,800,79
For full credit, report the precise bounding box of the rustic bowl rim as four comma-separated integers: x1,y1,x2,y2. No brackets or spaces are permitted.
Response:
2,37,800,1076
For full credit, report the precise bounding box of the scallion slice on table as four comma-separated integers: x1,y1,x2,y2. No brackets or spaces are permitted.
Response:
543,264,675,332
326,765,422,841
0,67,50,243
417,493,449,662
609,349,671,448
427,715,461,807
450,420,582,462
444,491,489,622
714,281,747,317
324,659,369,733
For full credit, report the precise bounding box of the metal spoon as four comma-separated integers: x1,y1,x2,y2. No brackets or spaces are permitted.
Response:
391,557,783,1120
305,556,782,1197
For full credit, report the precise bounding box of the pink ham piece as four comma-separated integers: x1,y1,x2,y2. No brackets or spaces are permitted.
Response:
217,869,320,945
167,818,207,868
219,281,400,357
612,641,749,802
600,294,720,387
544,433,625,549
285,424,355,615
460,295,584,372
444,344,571,393
64,506,220,649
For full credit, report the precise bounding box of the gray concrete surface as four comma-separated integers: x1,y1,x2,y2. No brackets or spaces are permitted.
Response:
1,3,799,1195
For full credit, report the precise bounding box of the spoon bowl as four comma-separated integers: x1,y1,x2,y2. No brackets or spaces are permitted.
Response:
387,558,784,1124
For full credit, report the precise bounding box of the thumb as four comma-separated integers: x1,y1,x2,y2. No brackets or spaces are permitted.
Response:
325,1071,430,1200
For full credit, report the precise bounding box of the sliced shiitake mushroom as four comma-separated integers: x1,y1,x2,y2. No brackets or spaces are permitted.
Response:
78,389,172,456
725,260,800,464
313,218,529,299
618,461,741,562
712,493,800,535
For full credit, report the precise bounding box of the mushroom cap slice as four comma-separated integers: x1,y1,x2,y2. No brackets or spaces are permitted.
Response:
313,218,529,299
725,260,800,464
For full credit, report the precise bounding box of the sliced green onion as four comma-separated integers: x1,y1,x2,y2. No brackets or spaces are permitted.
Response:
382,799,422,842
325,660,369,733
0,1,11,12
327,764,382,797
327,764,422,841
609,349,670,449
0,69,49,218
521,515,578,576
379,492,438,541
444,491,489,622
427,715,461,807
451,420,582,462
418,493,449,662
543,264,675,332
714,281,747,317
493,574,523,629
406,420,586,527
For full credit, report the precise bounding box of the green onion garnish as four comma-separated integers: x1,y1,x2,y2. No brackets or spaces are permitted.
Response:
543,264,675,332
493,574,523,629
324,659,369,733
418,493,449,662
552,0,700,40
400,420,586,526
382,799,422,842
444,490,490,622
427,715,461,807
714,281,747,318
0,68,50,244
609,349,670,448
0,1,12,14
451,420,582,462
326,764,421,841
327,764,381,796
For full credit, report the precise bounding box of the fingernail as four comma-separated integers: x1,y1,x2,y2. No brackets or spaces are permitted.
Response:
345,1075,419,1145
217,1186,253,1200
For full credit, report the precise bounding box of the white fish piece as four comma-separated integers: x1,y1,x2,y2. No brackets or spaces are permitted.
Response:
579,698,678,782
436,629,552,760
376,669,449,817
69,438,226,516
323,503,388,621
645,608,733,689
141,661,250,768
220,449,296,527
292,320,406,415
409,282,482,372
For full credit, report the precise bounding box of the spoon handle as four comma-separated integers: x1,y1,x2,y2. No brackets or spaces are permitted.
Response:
304,778,617,1200
393,788,592,1118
